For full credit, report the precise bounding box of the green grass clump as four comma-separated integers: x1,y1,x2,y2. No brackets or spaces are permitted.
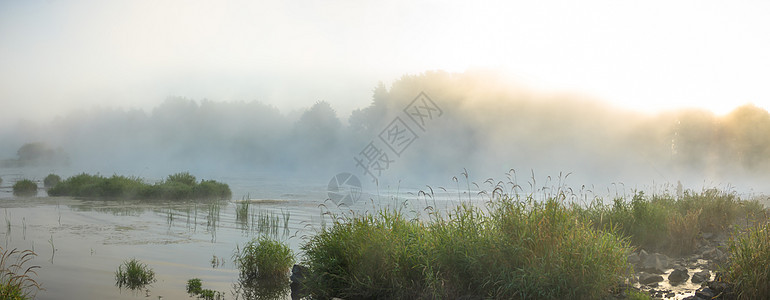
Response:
578,189,765,255
186,278,224,300
234,236,294,282
727,223,770,299
115,258,156,290
47,172,231,201
12,180,37,197
43,174,61,189
302,194,630,299
186,278,203,295
0,247,41,300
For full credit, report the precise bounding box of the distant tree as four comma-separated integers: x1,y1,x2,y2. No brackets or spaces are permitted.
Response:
720,104,770,169
17,142,54,162
291,101,343,166
348,82,389,134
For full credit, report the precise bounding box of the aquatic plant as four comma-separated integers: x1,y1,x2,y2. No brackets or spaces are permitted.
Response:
727,222,770,299
0,246,41,300
186,278,224,299
186,278,203,295
233,236,294,282
43,174,61,189
236,199,250,228
12,180,37,197
47,172,231,201
301,193,630,299
115,258,156,290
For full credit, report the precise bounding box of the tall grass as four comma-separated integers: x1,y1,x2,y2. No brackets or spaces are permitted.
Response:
115,258,156,290
301,193,630,299
233,236,294,282
232,237,293,299
0,246,41,300
727,223,770,299
577,189,765,255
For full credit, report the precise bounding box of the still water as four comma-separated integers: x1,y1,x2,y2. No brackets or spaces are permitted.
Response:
0,173,465,299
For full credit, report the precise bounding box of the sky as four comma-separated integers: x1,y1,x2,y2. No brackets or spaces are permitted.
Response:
1,0,769,126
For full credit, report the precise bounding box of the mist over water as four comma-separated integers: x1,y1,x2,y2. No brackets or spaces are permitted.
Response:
2,70,769,196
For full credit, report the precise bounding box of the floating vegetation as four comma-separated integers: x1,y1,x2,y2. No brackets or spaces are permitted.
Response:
210,255,224,268
115,258,156,291
186,278,224,300
0,246,41,300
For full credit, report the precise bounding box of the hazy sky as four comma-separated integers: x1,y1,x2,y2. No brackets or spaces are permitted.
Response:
1,0,769,125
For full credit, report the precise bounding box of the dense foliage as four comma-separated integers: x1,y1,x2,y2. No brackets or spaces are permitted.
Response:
302,195,630,299
12,180,37,197
47,172,231,200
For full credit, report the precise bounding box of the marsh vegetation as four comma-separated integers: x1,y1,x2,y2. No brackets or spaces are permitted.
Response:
47,172,231,200
114,258,156,291
0,246,41,300
11,179,37,197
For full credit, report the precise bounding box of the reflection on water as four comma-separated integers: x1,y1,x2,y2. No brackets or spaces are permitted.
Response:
234,277,290,300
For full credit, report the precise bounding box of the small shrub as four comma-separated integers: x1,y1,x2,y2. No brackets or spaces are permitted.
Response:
115,258,155,290
198,289,224,300
166,172,197,186
234,237,294,282
186,278,202,295
43,174,61,189
0,246,41,300
12,180,37,197
727,223,770,299
47,172,231,201
193,180,232,200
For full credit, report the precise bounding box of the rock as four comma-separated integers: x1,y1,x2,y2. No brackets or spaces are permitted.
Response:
668,267,689,285
701,232,714,240
628,252,640,265
707,280,730,294
290,264,307,282
639,272,664,285
694,288,714,299
691,270,710,284
702,247,725,262
290,264,309,300
640,252,669,274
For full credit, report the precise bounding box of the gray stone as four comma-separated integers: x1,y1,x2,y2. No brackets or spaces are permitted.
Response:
640,252,669,274
702,247,725,262
691,270,710,284
628,252,640,265
639,272,664,285
695,288,714,299
668,267,689,284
